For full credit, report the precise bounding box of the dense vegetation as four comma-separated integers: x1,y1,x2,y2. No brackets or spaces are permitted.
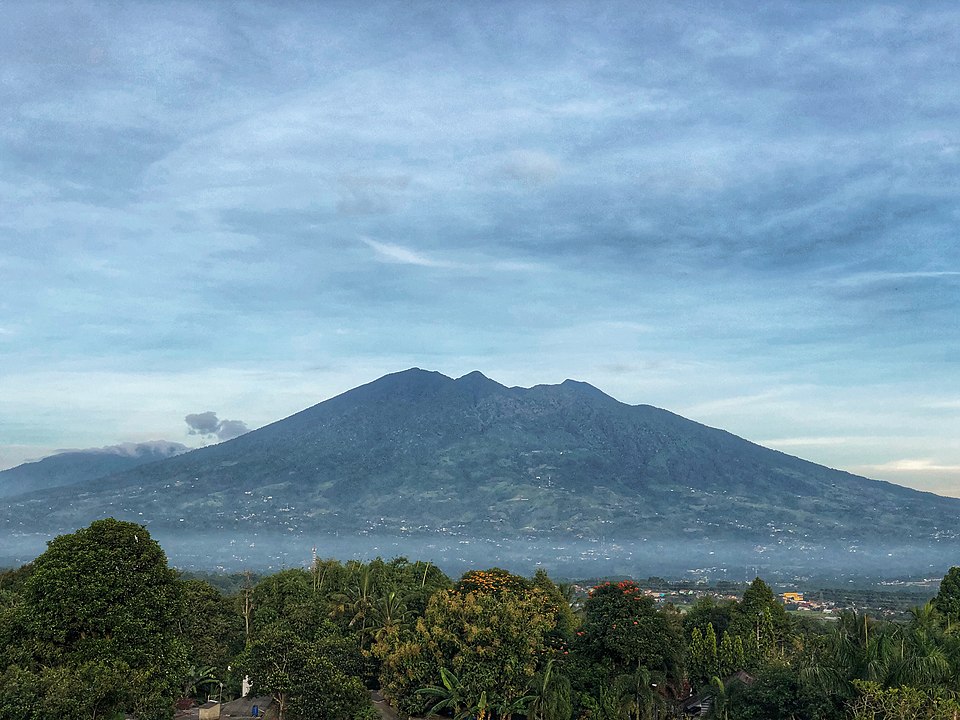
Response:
4,519,960,719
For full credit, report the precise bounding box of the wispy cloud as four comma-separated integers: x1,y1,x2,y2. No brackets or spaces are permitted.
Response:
359,238,547,276
361,238,461,268
760,436,860,448
859,459,960,474
836,271,960,288
500,150,562,184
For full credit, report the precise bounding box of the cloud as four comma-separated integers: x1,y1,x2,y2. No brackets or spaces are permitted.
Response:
500,150,562,184
361,238,459,268
2,1,960,500
860,459,960,474
760,436,857,448
336,174,410,216
359,238,547,277
52,441,188,458
185,411,249,441
216,419,249,441
185,411,220,435
836,271,960,288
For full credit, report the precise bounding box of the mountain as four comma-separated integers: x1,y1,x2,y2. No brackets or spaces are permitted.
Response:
0,441,187,499
2,370,957,575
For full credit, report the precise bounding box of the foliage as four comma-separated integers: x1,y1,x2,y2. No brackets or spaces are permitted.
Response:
15,518,187,719
575,581,683,689
378,570,556,717
243,625,370,720
931,566,960,625
455,567,532,596
526,658,572,720
729,578,789,664
683,595,735,638
178,578,245,696
849,680,960,720
688,624,719,686
13,521,960,720
726,664,842,720
0,660,132,720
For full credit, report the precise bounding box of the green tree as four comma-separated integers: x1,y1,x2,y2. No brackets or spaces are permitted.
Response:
932,567,960,626
329,565,377,649
526,658,572,720
21,518,187,718
252,569,318,636
689,627,707,684
683,596,735,638
849,680,960,720
727,664,841,720
177,578,245,696
243,625,369,720
704,623,719,680
730,578,789,663
417,667,476,719
532,569,578,644
576,581,683,694
718,630,744,678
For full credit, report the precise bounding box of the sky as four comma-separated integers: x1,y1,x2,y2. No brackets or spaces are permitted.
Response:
1,1,959,496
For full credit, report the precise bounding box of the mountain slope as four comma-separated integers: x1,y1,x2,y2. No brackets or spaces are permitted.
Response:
0,441,187,499
2,370,956,573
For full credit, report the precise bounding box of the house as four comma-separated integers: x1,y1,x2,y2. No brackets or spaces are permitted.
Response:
782,591,804,603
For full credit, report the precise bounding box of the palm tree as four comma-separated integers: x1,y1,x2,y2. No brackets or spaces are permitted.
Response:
527,659,572,720
370,589,411,639
612,665,663,720
329,565,377,648
888,604,951,690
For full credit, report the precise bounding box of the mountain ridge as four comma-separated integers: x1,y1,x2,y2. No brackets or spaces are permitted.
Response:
1,369,956,574
0,441,187,499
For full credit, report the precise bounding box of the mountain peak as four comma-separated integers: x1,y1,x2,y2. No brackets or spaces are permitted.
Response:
555,378,616,402
6,368,960,577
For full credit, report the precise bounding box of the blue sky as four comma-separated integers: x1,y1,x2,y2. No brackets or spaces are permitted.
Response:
2,1,959,495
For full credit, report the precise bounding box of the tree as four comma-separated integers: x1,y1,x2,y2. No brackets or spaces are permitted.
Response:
849,680,960,720
243,625,369,720
730,578,789,663
329,565,377,649
718,630,744,678
526,658,572,720
683,596,735,638
417,667,475,719
532,569,578,644
21,518,187,719
576,581,683,693
178,578,245,695
689,627,707,684
704,623,718,680
378,569,556,716
932,567,960,626
727,664,841,720
252,569,318,636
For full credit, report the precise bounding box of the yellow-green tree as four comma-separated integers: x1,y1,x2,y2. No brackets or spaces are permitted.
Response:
377,569,556,718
